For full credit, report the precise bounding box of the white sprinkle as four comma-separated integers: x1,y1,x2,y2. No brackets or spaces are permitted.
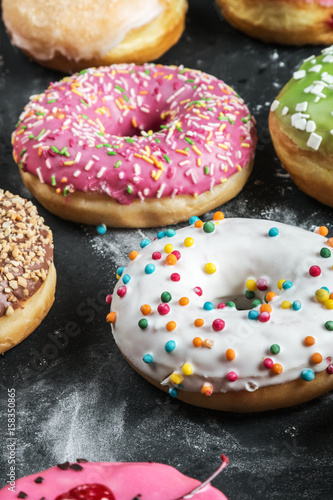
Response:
143,188,149,196
321,73,333,85
166,87,185,103
170,188,178,198
306,121,316,133
311,84,325,95
140,107,150,114
156,183,166,199
96,167,106,178
323,55,333,63
270,100,279,112
308,64,322,73
73,170,81,177
303,55,315,63
134,163,141,175
295,118,307,131
74,152,82,163
179,160,190,166
291,113,303,127
118,172,125,179
295,102,308,112
36,167,44,183
84,160,94,171
307,133,322,150
293,70,306,80
45,159,51,170
282,106,289,116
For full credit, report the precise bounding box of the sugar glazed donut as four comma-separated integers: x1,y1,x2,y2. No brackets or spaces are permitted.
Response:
0,458,229,499
12,64,257,228
0,190,56,353
269,46,333,208
216,0,333,45
2,0,188,73
108,216,333,412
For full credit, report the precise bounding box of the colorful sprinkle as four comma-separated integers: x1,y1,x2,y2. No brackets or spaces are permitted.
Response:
203,301,214,310
140,239,150,248
166,254,178,265
184,237,194,247
212,319,225,331
161,291,172,303
96,223,107,235
270,344,280,355
226,348,235,361
145,264,155,274
182,363,193,375
165,340,176,352
204,263,217,274
158,303,170,315
301,369,315,381
227,371,237,382
320,248,331,258
194,318,204,327
138,318,148,329
268,227,279,237
143,354,153,363
309,265,321,277
140,304,152,315
165,320,177,332
203,221,215,233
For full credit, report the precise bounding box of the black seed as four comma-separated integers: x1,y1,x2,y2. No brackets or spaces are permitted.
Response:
76,458,88,463
57,462,70,470
17,493,27,499
34,477,44,484
70,463,83,471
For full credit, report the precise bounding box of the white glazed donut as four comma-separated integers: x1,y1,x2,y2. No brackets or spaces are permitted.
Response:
2,0,188,73
108,215,333,412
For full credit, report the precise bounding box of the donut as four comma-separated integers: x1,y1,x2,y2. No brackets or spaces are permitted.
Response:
269,46,333,208
108,215,333,412
11,64,257,228
0,190,56,353
2,0,188,73
0,457,229,499
216,0,333,45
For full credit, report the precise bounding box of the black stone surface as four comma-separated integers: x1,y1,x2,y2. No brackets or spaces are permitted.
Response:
0,1,332,498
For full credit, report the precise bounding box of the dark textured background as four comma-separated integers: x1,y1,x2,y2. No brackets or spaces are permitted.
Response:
1,1,332,498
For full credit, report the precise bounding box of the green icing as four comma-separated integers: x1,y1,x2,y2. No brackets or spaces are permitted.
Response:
273,47,333,154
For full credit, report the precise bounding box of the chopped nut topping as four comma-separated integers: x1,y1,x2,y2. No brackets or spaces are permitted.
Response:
0,190,53,318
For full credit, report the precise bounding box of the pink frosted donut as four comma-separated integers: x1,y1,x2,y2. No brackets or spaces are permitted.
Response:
0,458,229,499
12,64,257,228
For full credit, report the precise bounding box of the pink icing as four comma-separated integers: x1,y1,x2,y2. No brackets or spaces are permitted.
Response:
12,64,256,205
0,461,228,499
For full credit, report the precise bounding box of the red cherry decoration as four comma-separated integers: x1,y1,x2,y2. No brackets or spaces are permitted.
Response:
55,484,115,500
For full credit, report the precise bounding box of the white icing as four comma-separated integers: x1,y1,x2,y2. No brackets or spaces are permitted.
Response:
3,0,165,62
111,219,333,395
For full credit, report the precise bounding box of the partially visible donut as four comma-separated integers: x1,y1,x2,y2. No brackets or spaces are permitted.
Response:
0,190,56,353
269,46,333,208
0,458,229,499
216,0,333,46
2,0,188,73
108,215,333,412
12,64,257,228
